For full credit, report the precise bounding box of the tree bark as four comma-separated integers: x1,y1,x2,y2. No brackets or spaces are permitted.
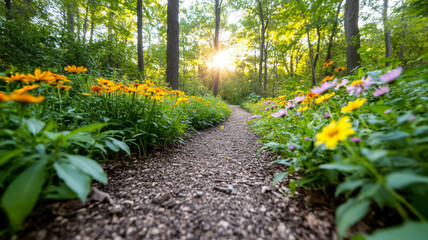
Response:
67,2,75,33
212,0,221,96
313,26,321,71
4,0,11,18
166,0,179,90
307,31,316,86
325,0,343,75
344,0,361,72
82,1,89,44
383,0,391,66
257,0,265,89
263,30,268,91
137,0,145,76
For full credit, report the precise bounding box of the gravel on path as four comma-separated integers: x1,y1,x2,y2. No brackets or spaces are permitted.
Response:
21,105,338,240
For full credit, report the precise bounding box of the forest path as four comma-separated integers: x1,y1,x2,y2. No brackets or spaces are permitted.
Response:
22,106,336,240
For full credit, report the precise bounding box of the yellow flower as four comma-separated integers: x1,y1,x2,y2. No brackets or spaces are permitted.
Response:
341,98,367,113
82,93,90,96
315,92,335,104
297,106,310,111
323,59,334,69
25,69,55,83
0,92,11,101
151,96,164,102
9,93,45,104
320,75,335,84
64,65,88,73
0,72,28,83
220,126,224,130
13,84,39,95
335,67,346,72
315,117,355,149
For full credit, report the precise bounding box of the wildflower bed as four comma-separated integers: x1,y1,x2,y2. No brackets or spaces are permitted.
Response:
242,65,428,239
0,66,231,233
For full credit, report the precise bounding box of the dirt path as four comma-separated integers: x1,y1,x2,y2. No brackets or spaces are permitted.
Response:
22,106,337,240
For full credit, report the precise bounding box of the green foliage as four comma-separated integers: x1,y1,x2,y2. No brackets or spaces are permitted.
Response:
243,65,428,238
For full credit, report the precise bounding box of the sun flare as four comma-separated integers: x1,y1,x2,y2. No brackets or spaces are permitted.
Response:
213,50,232,68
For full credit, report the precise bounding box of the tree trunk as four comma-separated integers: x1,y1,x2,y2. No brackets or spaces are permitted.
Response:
90,13,94,43
399,10,406,65
313,26,321,71
325,0,343,75
67,2,75,33
290,52,294,77
344,0,361,72
137,0,145,76
166,0,179,90
263,31,268,91
307,31,316,86
212,0,221,96
257,0,265,89
383,0,391,66
82,1,89,44
4,0,11,18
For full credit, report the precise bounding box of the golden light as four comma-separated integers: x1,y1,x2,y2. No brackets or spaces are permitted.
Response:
213,50,232,68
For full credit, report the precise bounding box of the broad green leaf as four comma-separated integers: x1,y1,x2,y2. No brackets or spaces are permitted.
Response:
335,179,366,197
381,131,409,141
0,148,24,167
69,123,108,135
105,140,120,152
106,137,131,155
273,172,288,186
66,155,107,184
361,148,388,162
319,163,364,173
386,172,428,189
46,182,78,200
362,221,428,240
54,162,91,202
25,118,45,136
336,198,371,238
1,160,47,230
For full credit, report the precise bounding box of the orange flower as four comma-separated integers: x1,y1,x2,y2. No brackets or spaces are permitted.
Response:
57,84,72,91
335,66,346,72
0,72,29,83
25,69,56,83
13,84,39,95
323,59,334,69
0,92,11,101
52,73,71,82
9,93,45,104
320,75,335,84
90,85,103,94
64,65,88,73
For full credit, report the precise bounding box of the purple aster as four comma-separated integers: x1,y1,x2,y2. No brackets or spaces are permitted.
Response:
192,110,196,114
292,95,306,104
335,79,349,90
323,112,330,119
264,106,270,111
311,78,338,94
289,145,295,150
180,120,184,123
304,137,310,141
249,114,263,120
271,109,288,118
286,100,296,109
293,112,301,116
271,104,278,108
380,67,403,83
373,86,390,97
346,76,373,96
266,101,272,104
384,109,391,114
407,116,416,121
351,137,361,142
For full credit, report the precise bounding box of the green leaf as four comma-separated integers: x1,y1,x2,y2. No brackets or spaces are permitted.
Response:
381,131,410,141
66,155,107,184
289,180,296,196
361,148,388,162
25,118,45,136
0,148,24,167
273,172,288,186
319,163,364,173
105,139,120,152
335,179,366,197
336,198,371,238
362,221,428,240
54,162,91,202
386,172,428,189
46,182,78,200
106,137,131,155
69,123,108,136
1,160,47,230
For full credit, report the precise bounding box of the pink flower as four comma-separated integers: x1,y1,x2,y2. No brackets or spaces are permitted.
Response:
311,79,338,94
380,67,403,83
286,101,295,109
351,137,361,142
304,137,310,141
249,115,262,119
346,76,373,96
407,116,416,121
271,105,278,108
271,109,288,118
264,106,270,111
323,112,330,118
292,95,306,104
289,145,295,150
373,86,390,97
293,112,301,116
335,79,349,90
384,109,391,114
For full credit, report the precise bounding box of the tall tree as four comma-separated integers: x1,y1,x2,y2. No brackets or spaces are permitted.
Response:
137,0,145,76
325,0,343,75
212,0,222,96
344,0,361,72
166,0,179,90
4,0,11,19
257,0,266,89
383,0,391,66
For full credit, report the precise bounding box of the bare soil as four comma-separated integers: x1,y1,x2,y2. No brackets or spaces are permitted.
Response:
20,105,339,240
